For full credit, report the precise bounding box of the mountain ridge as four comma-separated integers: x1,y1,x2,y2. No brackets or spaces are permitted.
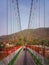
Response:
0,28,49,43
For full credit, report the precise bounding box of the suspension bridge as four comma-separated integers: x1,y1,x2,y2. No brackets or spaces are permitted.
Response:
0,0,49,65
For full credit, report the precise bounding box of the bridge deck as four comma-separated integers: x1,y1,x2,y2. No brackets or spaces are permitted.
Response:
14,49,36,65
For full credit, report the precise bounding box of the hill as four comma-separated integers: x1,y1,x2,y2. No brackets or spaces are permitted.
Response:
0,28,49,46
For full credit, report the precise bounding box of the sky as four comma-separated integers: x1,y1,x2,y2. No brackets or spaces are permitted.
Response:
0,0,49,36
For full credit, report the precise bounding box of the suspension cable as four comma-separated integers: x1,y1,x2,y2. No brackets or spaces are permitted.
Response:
6,0,8,43
16,0,21,31
28,0,33,29
44,0,45,28
38,0,40,28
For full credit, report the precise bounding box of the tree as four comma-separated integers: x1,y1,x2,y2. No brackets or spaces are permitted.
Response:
0,41,5,50
32,39,39,58
23,37,27,45
40,39,47,57
41,39,47,46
47,41,49,47
32,39,39,45
15,42,21,46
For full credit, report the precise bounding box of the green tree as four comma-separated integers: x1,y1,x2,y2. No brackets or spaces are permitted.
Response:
0,41,5,50
41,39,47,46
23,37,27,45
32,39,39,45
47,41,49,47
15,42,21,46
41,39,47,57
